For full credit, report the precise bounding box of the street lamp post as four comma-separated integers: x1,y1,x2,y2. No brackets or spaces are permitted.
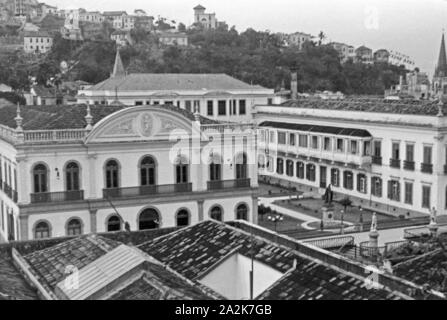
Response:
340,209,345,235
268,213,284,233
359,206,364,232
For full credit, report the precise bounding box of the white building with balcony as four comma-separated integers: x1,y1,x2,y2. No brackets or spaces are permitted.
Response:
0,104,258,242
255,98,447,218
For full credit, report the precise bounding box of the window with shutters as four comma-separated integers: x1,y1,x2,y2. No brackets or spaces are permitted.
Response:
422,186,431,209
296,162,305,179
278,132,286,145
343,171,354,190
388,180,400,202
306,164,315,181
298,135,308,148
286,160,294,176
371,177,382,197
404,182,413,205
331,168,340,187
357,174,367,194
276,158,284,175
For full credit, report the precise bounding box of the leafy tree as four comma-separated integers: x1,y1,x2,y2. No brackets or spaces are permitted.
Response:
178,23,186,32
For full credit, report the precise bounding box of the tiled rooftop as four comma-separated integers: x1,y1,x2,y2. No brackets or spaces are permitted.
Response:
394,249,447,295
258,262,401,300
24,235,121,289
108,263,216,300
0,104,218,131
2,221,438,300
0,252,39,300
273,98,447,116
138,221,403,300
87,73,267,92
259,121,372,137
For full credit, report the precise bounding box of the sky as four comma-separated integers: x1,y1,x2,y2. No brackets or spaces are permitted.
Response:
44,0,447,76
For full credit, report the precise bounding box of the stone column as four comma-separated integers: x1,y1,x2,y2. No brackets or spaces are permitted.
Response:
213,99,218,116
251,196,258,225
19,214,29,241
88,154,97,199
16,156,29,204
89,209,98,233
197,199,205,222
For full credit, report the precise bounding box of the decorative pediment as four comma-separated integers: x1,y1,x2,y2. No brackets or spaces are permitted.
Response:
85,106,202,144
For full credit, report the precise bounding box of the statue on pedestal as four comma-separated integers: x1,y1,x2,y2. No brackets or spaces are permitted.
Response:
370,212,377,233
430,207,437,226
324,184,333,204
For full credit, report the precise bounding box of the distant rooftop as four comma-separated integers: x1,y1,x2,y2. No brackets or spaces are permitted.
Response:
24,31,52,37
269,98,447,116
86,73,268,92
0,104,219,131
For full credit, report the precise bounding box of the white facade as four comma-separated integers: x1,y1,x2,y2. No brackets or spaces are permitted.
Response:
288,32,313,50
329,42,355,63
159,33,188,46
23,33,53,54
193,5,218,29
255,103,447,218
79,11,104,23
0,106,258,242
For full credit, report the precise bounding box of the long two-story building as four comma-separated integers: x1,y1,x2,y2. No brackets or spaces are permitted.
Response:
255,98,447,218
76,52,274,123
0,104,258,242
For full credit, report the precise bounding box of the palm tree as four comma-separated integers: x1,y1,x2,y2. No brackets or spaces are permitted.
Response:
318,31,326,46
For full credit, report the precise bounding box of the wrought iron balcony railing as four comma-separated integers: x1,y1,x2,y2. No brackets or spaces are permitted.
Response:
103,183,193,199
421,163,433,174
403,160,415,171
30,190,84,204
389,158,401,169
207,179,251,190
372,156,382,165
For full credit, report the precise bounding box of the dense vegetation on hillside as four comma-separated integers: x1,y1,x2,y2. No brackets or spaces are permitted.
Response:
0,26,407,94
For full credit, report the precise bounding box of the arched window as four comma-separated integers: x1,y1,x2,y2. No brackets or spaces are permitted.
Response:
67,218,82,236
140,156,156,186
107,215,121,232
105,160,119,189
66,162,80,191
286,160,294,177
276,158,284,175
296,162,305,179
139,208,159,230
306,164,316,182
343,171,354,190
209,154,222,181
33,164,48,193
235,153,247,179
175,156,189,184
236,204,248,221
210,206,223,221
331,168,340,187
34,221,50,239
176,209,190,227
357,173,367,194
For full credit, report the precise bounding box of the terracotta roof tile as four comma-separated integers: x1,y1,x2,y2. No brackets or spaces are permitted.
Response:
138,221,402,300
0,251,39,300
0,104,218,130
88,73,267,92
276,98,447,116
24,235,121,289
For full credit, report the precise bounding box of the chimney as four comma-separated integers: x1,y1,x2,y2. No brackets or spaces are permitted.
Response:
291,71,298,100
